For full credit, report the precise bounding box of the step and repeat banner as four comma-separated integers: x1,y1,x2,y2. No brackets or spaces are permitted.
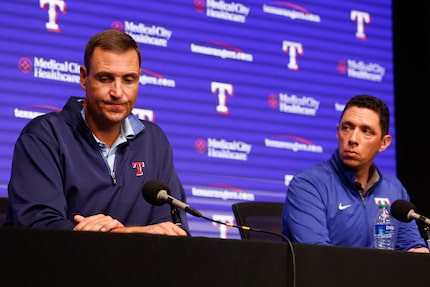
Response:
0,1,394,238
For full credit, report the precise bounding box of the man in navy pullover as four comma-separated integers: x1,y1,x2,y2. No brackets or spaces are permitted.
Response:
6,30,189,235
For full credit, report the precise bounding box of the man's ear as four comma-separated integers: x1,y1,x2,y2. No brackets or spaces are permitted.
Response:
379,134,392,152
335,124,340,141
79,66,87,90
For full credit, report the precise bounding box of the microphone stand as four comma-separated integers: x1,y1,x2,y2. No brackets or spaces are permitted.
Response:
169,204,192,236
169,204,182,227
424,226,430,249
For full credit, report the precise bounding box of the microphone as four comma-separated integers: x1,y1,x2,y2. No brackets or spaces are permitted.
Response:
390,199,430,225
142,179,202,218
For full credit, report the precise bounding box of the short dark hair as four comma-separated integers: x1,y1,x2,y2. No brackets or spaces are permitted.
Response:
340,94,390,137
84,29,141,71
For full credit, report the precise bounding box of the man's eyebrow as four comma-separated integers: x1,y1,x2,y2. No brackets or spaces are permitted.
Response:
126,72,140,77
94,71,139,77
94,71,111,76
341,120,353,126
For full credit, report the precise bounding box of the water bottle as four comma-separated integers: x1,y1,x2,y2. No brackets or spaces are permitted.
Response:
374,203,395,250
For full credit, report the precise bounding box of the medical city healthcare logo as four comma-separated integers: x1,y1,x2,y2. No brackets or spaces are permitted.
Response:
121,20,173,47
337,59,385,82
268,93,320,116
18,56,80,84
18,58,33,74
195,137,252,161
193,0,251,23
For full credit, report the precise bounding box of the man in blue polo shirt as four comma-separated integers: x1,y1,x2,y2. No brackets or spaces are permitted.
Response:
282,95,428,253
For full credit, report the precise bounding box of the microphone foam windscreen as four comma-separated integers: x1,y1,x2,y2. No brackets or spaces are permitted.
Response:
390,199,416,222
141,179,170,206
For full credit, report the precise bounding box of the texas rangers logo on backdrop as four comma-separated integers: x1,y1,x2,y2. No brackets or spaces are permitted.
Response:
212,214,234,239
132,107,155,122
351,10,370,40
282,40,303,71
40,0,67,32
211,81,233,114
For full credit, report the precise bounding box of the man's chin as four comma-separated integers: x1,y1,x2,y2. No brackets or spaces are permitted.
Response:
105,113,127,123
341,158,359,169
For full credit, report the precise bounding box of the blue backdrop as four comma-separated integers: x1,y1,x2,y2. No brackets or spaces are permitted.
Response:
0,0,394,239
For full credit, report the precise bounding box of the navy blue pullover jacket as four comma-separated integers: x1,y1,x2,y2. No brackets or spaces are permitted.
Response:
6,96,189,232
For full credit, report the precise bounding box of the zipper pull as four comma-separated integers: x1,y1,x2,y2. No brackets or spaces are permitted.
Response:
111,172,117,185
